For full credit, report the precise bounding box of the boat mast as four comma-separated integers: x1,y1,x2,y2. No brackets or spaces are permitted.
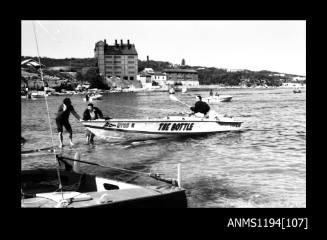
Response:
32,21,64,198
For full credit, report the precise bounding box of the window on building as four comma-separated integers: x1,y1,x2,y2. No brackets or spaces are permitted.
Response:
114,61,121,64
115,56,121,58
130,76,134,80
123,76,128,80
128,56,134,59
128,61,134,64
106,56,113,58
114,66,122,69
105,61,113,64
115,72,121,74
128,66,134,69
128,71,135,74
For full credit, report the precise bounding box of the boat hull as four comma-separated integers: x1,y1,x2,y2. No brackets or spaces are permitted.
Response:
21,168,187,208
82,116,242,142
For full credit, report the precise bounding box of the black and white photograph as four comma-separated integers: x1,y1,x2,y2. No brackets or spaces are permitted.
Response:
21,20,306,210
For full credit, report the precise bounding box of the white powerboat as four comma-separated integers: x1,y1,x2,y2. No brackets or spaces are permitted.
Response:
30,91,50,98
202,95,233,103
82,113,242,142
83,94,103,101
293,89,301,93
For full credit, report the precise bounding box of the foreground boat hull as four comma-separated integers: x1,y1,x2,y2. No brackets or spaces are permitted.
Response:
21,168,187,208
82,116,242,142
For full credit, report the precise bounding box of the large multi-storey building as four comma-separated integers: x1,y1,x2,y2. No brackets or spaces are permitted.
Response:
94,39,138,81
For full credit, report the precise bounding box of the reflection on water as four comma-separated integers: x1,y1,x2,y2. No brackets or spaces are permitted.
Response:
21,88,306,207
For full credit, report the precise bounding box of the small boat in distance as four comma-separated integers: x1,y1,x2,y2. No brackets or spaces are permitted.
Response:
293,89,301,93
181,86,187,93
83,94,103,101
168,87,175,94
90,94,103,100
30,91,50,98
202,95,233,104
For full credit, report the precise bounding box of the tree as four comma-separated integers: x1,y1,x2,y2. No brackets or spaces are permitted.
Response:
83,68,108,89
76,72,84,82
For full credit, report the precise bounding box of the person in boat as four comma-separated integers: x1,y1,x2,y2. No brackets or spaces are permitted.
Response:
21,137,26,146
55,98,82,148
169,87,175,94
82,103,104,144
25,87,32,99
209,89,213,96
190,95,210,117
215,91,219,97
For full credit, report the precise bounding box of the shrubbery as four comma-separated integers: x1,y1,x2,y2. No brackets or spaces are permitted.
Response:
79,68,109,90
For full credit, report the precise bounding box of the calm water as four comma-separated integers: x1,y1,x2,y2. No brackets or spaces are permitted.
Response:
21,88,306,208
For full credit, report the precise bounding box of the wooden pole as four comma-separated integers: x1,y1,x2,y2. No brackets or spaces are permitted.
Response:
177,163,181,188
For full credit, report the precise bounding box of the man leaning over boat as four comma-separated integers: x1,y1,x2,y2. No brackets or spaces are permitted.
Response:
190,95,210,118
82,103,104,144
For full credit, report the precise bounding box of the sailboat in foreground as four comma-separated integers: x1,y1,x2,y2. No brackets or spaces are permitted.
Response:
21,154,187,208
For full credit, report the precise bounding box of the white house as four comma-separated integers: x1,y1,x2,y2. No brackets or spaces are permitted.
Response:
228,69,244,72
292,76,306,81
273,73,286,77
137,73,152,88
151,72,167,87
138,69,167,88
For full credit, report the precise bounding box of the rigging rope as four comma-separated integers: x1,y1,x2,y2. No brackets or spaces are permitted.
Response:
32,21,64,199
58,156,179,186
60,156,152,176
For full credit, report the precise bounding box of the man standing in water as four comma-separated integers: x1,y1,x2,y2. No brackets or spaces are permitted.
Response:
55,98,82,148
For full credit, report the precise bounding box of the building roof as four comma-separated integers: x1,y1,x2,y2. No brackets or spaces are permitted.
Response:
164,69,198,73
153,72,166,76
95,40,138,55
21,59,45,68
138,73,152,77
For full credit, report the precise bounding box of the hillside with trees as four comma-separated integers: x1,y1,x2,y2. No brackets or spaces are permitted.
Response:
21,56,96,70
22,56,303,88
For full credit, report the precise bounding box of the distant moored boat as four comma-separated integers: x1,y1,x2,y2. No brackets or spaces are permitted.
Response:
293,89,301,93
202,95,233,104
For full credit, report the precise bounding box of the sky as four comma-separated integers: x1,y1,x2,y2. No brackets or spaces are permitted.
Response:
21,20,306,76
